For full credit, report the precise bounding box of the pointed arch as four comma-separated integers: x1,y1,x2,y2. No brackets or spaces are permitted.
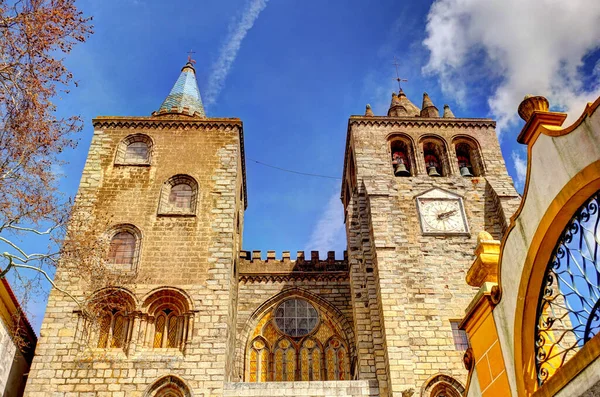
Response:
240,288,355,383
421,374,465,397
144,375,193,397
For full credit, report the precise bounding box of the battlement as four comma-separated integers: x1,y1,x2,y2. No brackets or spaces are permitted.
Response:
238,250,348,282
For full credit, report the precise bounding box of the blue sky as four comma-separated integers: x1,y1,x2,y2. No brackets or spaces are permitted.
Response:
16,0,600,331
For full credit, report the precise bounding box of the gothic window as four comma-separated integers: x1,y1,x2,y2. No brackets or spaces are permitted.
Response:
158,175,198,216
145,375,192,397
422,137,450,177
450,320,469,351
325,337,349,380
390,136,416,177
106,225,141,272
115,134,153,165
453,137,484,177
142,288,194,351
245,297,352,383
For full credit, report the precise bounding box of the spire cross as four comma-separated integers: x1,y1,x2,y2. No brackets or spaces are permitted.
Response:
187,49,197,64
392,57,408,91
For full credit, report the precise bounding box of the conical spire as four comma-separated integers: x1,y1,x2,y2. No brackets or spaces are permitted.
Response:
388,90,420,117
153,61,206,118
443,104,456,118
365,104,374,117
420,92,439,118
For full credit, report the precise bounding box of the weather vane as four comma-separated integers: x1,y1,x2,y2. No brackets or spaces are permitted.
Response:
187,49,197,64
392,56,408,91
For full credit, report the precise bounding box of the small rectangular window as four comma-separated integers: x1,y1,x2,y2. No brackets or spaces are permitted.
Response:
450,320,469,351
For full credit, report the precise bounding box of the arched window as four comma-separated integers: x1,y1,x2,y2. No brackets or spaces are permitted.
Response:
422,374,465,397
115,134,153,165
142,288,194,351
245,297,352,382
453,137,484,177
144,375,192,397
390,136,416,177
106,225,141,272
88,288,136,351
422,137,450,177
535,190,600,386
158,175,198,216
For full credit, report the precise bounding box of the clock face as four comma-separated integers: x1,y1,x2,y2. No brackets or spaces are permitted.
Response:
417,198,468,234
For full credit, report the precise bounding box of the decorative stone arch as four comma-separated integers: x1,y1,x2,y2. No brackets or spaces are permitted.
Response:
158,174,199,216
387,132,418,176
105,223,143,273
83,287,138,351
115,133,153,165
419,134,452,177
144,375,193,397
451,134,485,176
421,374,465,397
141,287,195,351
238,287,356,382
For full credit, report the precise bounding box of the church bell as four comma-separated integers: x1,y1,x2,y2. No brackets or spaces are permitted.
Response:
427,165,441,177
394,162,411,177
460,165,473,177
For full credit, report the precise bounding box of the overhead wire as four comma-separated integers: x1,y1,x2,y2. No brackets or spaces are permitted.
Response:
246,158,342,180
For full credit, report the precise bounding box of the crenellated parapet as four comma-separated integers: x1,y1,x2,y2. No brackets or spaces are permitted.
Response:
238,250,348,283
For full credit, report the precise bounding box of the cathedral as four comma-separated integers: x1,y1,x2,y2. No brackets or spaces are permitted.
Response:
23,58,600,397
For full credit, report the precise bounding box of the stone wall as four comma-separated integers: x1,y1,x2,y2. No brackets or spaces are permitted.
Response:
342,116,520,396
25,116,245,396
223,380,379,397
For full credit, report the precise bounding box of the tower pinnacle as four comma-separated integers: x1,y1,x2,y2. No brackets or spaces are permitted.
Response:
153,60,206,118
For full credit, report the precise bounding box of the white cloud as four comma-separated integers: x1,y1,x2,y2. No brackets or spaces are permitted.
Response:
423,0,600,134
304,191,346,257
511,151,527,190
204,0,269,106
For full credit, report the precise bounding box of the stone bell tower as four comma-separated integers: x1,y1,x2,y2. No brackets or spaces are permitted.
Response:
341,90,520,396
25,60,246,396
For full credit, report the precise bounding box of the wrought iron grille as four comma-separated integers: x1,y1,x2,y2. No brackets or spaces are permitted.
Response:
535,190,600,386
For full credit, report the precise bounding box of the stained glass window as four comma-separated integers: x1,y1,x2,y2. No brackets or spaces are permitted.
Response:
450,320,469,350
274,299,318,337
245,298,351,382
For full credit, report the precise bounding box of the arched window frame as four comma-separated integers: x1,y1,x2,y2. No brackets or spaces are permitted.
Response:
243,294,354,383
142,288,194,352
452,136,485,177
144,375,193,397
115,134,153,166
421,374,465,397
158,175,199,216
86,288,137,352
106,224,142,273
420,135,451,177
388,134,417,177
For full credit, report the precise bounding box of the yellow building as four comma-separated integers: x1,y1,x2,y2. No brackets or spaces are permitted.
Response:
461,95,600,396
0,277,37,397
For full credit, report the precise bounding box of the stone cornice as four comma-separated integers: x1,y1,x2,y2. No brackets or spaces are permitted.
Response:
348,116,496,129
92,116,248,209
239,271,349,283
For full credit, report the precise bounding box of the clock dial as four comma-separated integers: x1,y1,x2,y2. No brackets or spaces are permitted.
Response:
418,198,468,234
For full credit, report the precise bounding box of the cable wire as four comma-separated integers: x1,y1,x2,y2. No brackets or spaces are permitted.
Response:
247,158,342,180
